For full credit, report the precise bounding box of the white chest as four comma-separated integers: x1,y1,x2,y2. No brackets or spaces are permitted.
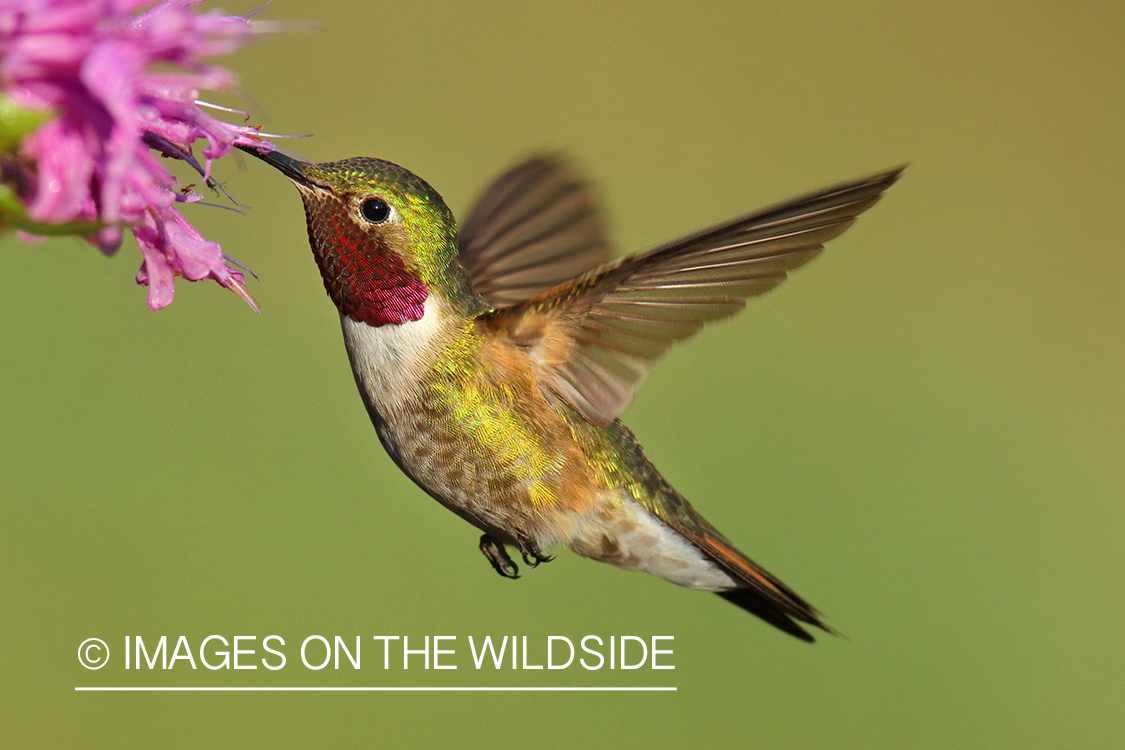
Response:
338,297,450,414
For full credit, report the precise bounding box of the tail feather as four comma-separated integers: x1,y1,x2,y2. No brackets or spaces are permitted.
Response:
716,590,818,642
690,530,838,642
606,422,839,641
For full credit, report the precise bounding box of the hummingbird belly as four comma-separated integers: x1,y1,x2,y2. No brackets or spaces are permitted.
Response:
341,309,741,595
339,303,739,592
340,306,606,551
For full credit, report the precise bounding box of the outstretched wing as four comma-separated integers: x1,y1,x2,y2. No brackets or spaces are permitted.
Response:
482,167,904,425
457,156,615,307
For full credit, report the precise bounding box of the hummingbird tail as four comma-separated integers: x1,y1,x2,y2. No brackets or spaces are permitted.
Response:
715,589,835,643
691,530,840,642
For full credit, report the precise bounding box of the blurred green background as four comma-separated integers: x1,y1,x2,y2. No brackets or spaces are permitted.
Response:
2,0,1122,746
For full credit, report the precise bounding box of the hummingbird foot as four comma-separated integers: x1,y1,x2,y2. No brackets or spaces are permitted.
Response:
479,534,520,579
514,533,553,568
520,549,554,568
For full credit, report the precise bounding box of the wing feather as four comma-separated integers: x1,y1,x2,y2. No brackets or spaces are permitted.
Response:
457,156,615,307
483,166,904,425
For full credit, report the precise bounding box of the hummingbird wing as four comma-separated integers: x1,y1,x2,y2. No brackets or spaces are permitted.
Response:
457,156,615,307
482,167,904,426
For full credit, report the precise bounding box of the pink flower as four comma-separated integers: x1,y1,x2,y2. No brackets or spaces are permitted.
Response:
0,0,279,311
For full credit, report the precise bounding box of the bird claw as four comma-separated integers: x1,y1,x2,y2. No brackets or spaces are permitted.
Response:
521,550,554,568
514,533,553,567
480,534,520,579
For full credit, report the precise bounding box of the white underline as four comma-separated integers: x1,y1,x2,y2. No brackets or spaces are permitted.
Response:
75,686,676,692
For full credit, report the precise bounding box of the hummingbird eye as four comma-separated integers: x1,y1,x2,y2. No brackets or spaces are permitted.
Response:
360,197,392,224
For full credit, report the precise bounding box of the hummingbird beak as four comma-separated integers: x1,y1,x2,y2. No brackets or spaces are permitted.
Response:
236,144,319,188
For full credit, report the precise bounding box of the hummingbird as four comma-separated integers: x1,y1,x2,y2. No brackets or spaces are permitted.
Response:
240,143,901,641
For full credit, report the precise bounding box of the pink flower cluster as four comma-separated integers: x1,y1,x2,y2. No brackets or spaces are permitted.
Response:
0,0,277,310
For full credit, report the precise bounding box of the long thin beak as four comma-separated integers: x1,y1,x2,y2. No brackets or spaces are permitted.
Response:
236,143,315,186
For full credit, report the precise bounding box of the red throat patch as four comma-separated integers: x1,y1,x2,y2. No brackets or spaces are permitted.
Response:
304,205,428,327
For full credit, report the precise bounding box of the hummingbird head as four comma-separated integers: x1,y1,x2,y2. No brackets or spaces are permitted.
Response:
241,147,478,327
